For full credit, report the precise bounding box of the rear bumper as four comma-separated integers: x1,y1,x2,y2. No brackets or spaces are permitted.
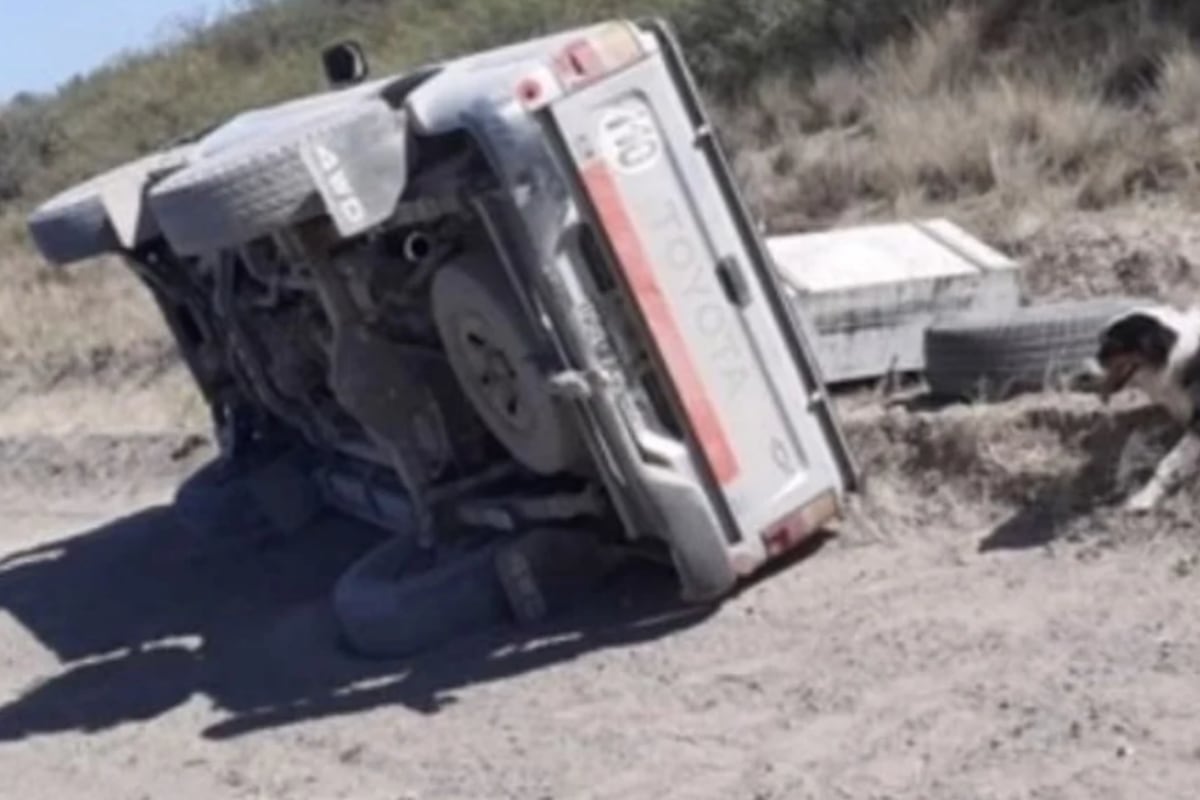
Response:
448,35,850,599
525,227,845,599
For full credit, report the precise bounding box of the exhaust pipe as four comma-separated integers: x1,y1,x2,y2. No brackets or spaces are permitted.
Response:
402,231,432,264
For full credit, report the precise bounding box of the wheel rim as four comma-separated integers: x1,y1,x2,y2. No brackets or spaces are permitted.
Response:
431,254,583,475
455,311,534,435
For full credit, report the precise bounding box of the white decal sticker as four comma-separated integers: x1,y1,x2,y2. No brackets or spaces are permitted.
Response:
598,99,661,175
311,143,366,226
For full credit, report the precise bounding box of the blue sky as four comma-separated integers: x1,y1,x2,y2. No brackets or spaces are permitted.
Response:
0,0,218,99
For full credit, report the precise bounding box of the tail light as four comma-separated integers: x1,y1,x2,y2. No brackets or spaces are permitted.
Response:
760,491,840,560
552,22,646,87
516,22,648,110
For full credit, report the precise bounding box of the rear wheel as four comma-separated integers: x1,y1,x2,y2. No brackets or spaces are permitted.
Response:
494,527,622,624
332,532,511,658
174,457,271,539
334,526,621,657
173,448,322,539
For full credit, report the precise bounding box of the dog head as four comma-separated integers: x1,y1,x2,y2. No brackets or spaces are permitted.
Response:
1095,308,1178,401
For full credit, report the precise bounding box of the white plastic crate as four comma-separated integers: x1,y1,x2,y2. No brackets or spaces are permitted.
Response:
767,219,1022,384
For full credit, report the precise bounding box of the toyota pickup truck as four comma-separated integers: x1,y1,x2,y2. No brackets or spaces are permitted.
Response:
27,18,858,656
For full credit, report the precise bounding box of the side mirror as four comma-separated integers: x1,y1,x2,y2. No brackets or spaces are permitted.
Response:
322,40,369,88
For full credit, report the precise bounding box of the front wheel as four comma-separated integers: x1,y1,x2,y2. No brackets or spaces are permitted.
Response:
173,448,322,539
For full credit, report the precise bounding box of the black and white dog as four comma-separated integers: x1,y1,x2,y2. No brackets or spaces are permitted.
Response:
1093,304,1200,512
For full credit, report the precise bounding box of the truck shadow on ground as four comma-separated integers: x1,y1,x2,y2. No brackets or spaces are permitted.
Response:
0,501,821,743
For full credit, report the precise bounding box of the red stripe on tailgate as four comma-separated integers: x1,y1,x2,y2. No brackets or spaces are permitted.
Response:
580,160,740,485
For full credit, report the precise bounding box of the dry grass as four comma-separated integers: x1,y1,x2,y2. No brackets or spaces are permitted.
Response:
730,2,1200,235
5,0,1200,429
1159,49,1200,126
837,383,1200,556
842,390,1174,528
0,238,178,388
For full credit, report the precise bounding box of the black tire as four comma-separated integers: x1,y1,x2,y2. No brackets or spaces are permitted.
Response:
924,297,1151,400
243,451,325,533
494,527,621,624
333,533,511,658
173,451,322,539
147,98,408,254
174,458,273,540
26,147,192,265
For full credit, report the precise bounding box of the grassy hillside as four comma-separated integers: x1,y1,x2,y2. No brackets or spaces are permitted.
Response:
7,0,1200,223
724,0,1200,235
2,0,1200,418
0,0,947,216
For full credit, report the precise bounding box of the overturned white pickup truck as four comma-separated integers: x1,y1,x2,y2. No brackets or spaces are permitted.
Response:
27,19,857,656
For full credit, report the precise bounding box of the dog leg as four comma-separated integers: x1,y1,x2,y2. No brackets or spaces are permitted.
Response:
1124,430,1200,513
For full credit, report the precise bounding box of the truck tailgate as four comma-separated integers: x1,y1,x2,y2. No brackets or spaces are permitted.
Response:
540,26,856,544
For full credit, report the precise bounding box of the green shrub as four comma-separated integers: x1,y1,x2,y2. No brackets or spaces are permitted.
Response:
0,96,61,202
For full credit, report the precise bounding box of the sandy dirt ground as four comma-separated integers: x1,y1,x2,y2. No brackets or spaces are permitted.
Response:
2,210,1200,799
0,389,1198,800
